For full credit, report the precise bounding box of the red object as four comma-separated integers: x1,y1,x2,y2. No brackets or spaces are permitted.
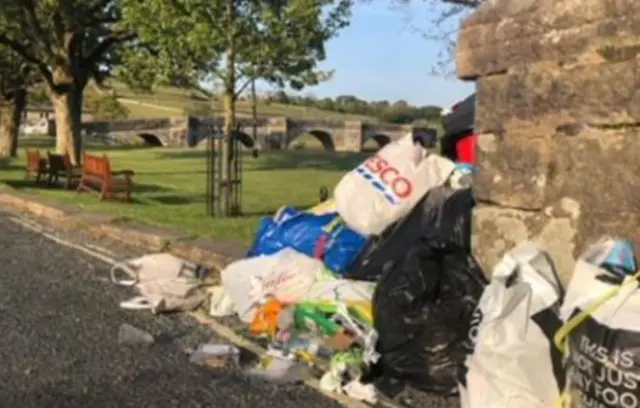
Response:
455,132,477,165
313,234,328,260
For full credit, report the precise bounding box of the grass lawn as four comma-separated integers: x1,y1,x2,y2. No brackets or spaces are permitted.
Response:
3,137,367,244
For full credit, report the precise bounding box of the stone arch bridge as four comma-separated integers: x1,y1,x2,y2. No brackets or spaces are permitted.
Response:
79,115,436,152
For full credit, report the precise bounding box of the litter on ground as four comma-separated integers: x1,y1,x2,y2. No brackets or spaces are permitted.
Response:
108,131,639,408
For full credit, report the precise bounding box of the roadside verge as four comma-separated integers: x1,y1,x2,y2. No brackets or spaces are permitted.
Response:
0,183,247,280
0,184,398,408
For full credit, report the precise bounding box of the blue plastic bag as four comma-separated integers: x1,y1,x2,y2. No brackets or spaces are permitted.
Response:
582,237,637,277
247,206,367,276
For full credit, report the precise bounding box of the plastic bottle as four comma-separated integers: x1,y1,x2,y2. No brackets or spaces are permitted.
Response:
189,344,240,368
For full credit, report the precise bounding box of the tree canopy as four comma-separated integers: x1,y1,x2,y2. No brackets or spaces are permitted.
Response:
0,0,469,168
116,0,353,215
0,0,131,89
263,90,442,123
116,0,351,94
0,0,134,163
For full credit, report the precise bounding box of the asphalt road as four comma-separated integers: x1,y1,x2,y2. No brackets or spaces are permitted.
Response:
0,211,345,408
0,210,459,408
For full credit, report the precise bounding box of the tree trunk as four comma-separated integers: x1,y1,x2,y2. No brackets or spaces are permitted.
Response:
221,0,237,216
222,84,236,216
251,78,257,142
0,88,26,157
51,88,84,166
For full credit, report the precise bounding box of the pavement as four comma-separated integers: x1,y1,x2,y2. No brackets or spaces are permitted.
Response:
0,209,459,408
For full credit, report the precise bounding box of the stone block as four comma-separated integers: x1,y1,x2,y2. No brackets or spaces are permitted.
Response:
474,132,553,210
24,198,79,223
457,3,640,78
461,0,640,287
473,201,640,285
170,238,247,278
0,192,81,225
471,203,580,284
462,0,638,30
474,59,640,132
72,212,120,226
94,221,189,252
547,126,640,221
472,127,640,283
0,192,30,211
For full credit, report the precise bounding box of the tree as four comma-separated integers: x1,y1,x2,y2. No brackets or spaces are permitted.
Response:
418,105,443,120
0,46,32,157
271,90,290,104
88,92,129,120
118,0,352,215
0,0,134,164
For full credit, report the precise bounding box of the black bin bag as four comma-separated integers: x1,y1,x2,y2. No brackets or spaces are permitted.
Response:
368,187,488,395
345,185,471,282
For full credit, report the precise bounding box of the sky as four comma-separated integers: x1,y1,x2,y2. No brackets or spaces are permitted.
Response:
270,2,475,109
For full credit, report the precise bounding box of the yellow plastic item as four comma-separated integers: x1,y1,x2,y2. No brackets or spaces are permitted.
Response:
307,199,337,215
348,301,373,325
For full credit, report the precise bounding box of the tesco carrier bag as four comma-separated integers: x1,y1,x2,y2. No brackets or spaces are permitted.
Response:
459,242,565,408
555,238,639,408
221,248,325,323
334,134,455,236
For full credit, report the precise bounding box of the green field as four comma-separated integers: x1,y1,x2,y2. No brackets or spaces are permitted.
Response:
3,137,367,244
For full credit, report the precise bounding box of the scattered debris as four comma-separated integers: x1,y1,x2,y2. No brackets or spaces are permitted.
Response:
118,323,154,346
207,286,234,318
245,349,311,384
189,343,240,368
111,253,210,314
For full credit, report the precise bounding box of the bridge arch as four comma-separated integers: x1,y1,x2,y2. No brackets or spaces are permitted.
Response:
363,134,392,151
138,133,164,146
288,129,335,151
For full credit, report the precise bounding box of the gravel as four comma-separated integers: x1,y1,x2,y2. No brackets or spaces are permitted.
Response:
0,209,459,408
0,211,341,407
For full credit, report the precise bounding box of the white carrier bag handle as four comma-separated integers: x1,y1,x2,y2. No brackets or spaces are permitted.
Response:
110,262,139,287
119,296,155,311
109,261,155,311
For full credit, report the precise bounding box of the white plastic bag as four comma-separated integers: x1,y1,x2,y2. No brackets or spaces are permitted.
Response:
303,277,375,305
556,238,640,408
302,278,375,321
110,253,209,313
334,134,455,236
459,242,564,408
221,248,324,322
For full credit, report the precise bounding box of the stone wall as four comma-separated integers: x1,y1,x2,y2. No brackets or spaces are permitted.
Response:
80,115,426,152
458,0,640,283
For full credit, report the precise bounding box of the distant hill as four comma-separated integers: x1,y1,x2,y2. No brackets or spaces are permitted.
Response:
81,81,381,123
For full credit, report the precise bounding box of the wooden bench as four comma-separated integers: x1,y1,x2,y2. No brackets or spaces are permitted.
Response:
77,153,135,202
24,149,48,184
47,152,82,189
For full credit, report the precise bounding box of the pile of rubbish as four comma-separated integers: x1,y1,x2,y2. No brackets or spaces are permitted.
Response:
217,133,486,403
109,132,640,408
